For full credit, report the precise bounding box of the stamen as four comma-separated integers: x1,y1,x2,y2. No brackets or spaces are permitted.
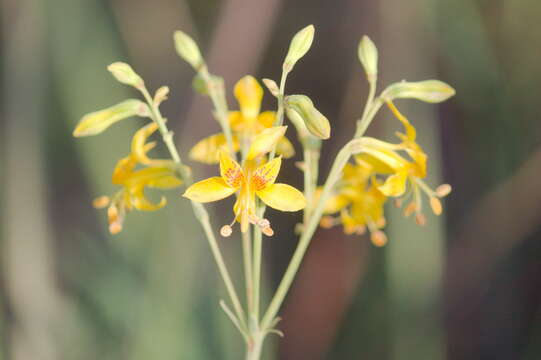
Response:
258,218,270,228
430,197,442,215
107,205,119,223
320,216,336,229
355,225,367,235
404,202,417,217
371,230,388,247
93,196,110,209
262,226,274,237
376,217,386,228
415,213,427,226
436,184,452,198
393,198,403,208
109,222,122,235
220,225,233,237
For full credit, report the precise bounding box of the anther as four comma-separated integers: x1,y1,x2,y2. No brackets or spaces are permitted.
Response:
220,225,233,237
371,230,388,247
320,216,335,229
415,213,427,226
430,197,442,215
403,202,417,217
109,222,122,235
262,226,274,237
435,184,452,198
355,225,367,235
93,196,110,209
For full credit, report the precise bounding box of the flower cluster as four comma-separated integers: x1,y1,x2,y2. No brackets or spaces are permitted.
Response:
320,100,451,245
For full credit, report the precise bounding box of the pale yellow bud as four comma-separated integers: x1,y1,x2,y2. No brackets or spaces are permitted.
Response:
107,62,143,88
382,80,456,103
283,25,315,72
262,78,280,97
436,184,452,197
285,95,330,139
154,86,169,105
173,31,203,69
358,35,378,81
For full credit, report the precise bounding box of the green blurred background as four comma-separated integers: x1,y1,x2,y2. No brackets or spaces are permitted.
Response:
2,0,541,359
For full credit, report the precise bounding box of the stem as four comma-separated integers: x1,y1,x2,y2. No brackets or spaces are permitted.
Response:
242,230,254,313
252,226,262,320
261,142,353,329
139,85,247,330
245,332,264,360
198,66,236,159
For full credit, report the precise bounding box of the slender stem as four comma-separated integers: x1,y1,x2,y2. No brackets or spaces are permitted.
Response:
245,332,264,360
242,230,254,313
139,85,247,330
356,79,376,135
252,226,262,320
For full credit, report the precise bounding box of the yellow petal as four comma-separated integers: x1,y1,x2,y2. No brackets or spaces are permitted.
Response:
73,99,147,137
252,157,282,191
189,133,240,164
387,100,416,141
234,75,263,119
247,126,287,160
112,155,137,184
229,111,246,132
130,186,167,211
183,177,237,203
324,193,351,214
256,183,306,212
132,122,159,164
257,111,276,128
378,171,408,197
219,151,244,188
276,137,295,158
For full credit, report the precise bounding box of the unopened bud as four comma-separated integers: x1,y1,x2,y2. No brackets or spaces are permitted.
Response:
430,197,442,215
262,78,280,97
220,225,233,237
285,95,330,139
173,31,203,69
283,25,315,72
436,184,452,197
382,80,455,103
92,196,110,209
371,230,388,247
107,62,143,88
154,86,169,105
358,35,378,81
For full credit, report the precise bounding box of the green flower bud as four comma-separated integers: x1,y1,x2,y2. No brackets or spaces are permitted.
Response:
73,99,149,137
285,95,330,140
154,86,169,105
283,25,315,72
358,35,378,81
107,62,143,88
262,78,279,97
173,30,203,69
382,80,456,103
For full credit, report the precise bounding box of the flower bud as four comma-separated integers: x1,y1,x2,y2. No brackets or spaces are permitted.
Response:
173,30,203,69
73,99,149,137
107,62,143,88
283,25,315,72
285,95,330,139
358,35,378,81
382,80,455,103
154,86,169,105
262,78,280,97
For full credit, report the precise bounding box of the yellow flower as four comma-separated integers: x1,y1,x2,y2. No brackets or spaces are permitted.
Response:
183,126,305,236
320,161,388,246
189,76,295,164
94,122,184,234
355,101,451,224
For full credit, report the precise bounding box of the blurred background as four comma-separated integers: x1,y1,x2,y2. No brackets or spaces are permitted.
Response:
2,0,541,359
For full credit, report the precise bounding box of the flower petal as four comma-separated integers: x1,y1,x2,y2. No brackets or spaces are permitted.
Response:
189,133,240,164
324,193,351,214
219,151,244,188
247,126,287,160
234,76,263,119
130,186,167,211
378,171,408,197
132,122,159,164
183,177,237,203
252,157,281,191
276,137,295,158
257,111,276,128
256,183,306,212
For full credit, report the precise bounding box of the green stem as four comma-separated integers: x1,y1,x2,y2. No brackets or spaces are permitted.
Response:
139,85,247,330
242,230,254,313
252,226,262,320
245,332,264,360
